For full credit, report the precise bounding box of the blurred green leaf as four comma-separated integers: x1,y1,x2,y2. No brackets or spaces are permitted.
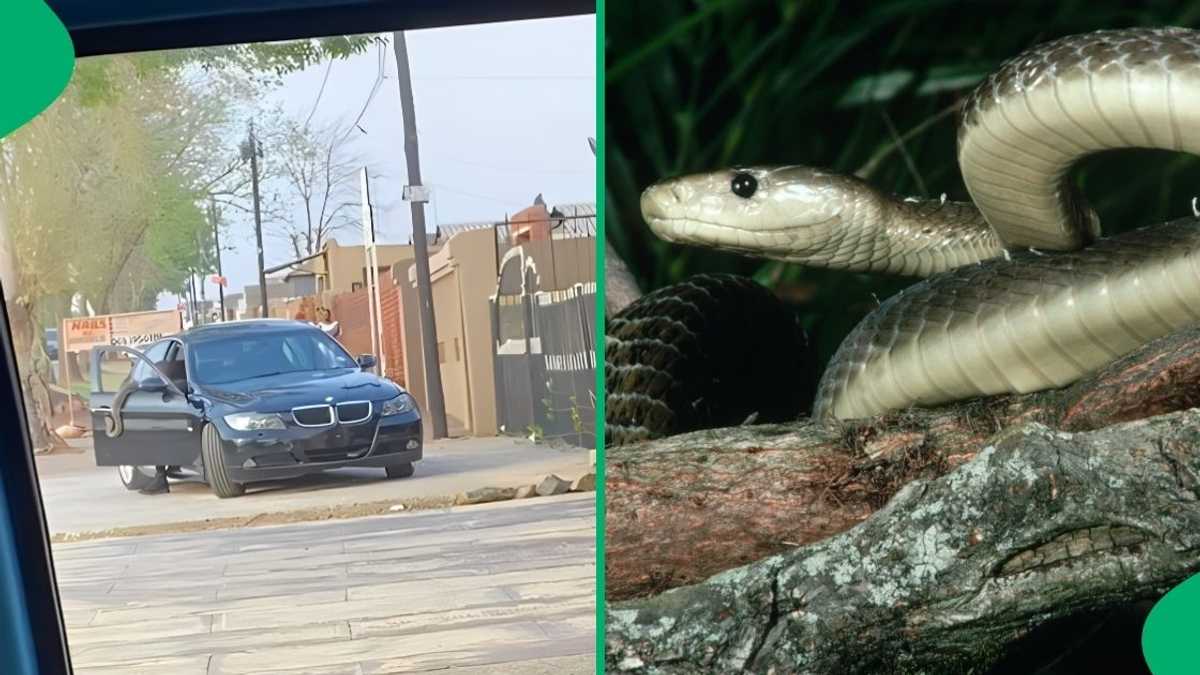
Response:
836,70,914,107
915,64,989,95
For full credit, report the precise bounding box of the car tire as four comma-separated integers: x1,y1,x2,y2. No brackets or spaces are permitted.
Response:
385,462,415,479
118,465,158,491
201,423,244,498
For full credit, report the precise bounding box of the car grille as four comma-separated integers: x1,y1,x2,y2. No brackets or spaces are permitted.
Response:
306,446,370,463
336,401,372,424
292,405,333,427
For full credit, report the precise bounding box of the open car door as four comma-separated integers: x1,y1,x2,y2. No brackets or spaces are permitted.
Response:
89,344,203,467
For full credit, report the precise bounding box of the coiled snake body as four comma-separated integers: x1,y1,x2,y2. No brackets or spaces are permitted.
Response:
609,27,1200,440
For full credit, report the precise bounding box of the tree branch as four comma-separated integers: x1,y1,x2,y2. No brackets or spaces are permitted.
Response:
606,324,1200,602
607,407,1200,673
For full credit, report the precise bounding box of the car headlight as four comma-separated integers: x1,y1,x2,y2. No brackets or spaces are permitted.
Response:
225,412,287,431
381,393,416,416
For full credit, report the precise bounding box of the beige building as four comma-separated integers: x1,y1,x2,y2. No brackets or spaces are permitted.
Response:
422,228,495,437
259,202,595,441
283,239,436,296
397,226,595,438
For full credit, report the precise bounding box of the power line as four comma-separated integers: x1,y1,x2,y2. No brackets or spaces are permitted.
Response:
413,75,591,81
302,59,335,129
434,154,591,176
430,183,529,208
339,38,388,142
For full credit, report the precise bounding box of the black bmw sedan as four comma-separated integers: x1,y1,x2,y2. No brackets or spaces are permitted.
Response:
89,319,422,498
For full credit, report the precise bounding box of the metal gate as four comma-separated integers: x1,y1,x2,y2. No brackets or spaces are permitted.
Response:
491,272,595,449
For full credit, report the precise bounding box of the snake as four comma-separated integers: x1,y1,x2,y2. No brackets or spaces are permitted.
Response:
608,27,1200,441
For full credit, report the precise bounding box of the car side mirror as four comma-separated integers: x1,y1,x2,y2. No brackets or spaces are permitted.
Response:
357,354,377,370
139,375,168,392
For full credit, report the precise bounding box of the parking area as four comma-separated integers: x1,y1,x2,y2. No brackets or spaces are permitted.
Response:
35,435,591,536
57,494,595,674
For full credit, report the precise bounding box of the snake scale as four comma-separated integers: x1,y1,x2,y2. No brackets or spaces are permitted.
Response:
607,27,1200,444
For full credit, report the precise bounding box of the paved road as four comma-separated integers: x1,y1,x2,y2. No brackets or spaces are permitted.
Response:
36,436,591,535
56,494,596,674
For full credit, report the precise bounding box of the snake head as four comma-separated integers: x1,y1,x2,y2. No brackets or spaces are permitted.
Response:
640,165,857,260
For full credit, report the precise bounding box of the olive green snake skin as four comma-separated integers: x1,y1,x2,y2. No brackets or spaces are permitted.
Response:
632,27,1200,423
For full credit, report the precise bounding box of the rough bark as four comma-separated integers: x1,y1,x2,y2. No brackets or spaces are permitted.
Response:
607,408,1200,674
6,297,65,453
607,325,1200,601
66,351,83,383
0,213,66,453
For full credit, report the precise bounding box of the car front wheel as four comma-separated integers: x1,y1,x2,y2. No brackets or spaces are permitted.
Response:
118,465,158,491
385,462,414,479
201,423,245,498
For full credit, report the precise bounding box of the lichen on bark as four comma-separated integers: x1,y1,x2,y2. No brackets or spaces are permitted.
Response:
607,410,1200,673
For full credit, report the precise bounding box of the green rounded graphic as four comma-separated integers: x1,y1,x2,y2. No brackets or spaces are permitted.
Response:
0,0,74,139
1142,572,1200,673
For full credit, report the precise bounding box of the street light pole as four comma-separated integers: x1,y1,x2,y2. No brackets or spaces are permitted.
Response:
186,271,198,326
393,31,449,439
242,121,268,318
209,198,226,321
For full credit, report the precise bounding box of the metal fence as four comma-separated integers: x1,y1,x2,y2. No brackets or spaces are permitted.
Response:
491,281,596,448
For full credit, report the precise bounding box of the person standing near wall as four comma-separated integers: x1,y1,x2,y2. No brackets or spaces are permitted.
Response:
315,306,341,340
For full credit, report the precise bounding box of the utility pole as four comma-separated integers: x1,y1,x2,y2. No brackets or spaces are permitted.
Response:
186,272,198,326
242,121,268,318
193,272,202,323
393,31,448,439
209,198,225,321
360,169,386,376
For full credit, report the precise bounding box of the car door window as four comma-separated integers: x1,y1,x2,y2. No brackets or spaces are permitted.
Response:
129,341,169,384
160,341,188,389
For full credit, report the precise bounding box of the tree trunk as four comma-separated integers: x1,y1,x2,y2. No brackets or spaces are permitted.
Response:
0,214,65,453
66,351,82,382
7,297,65,453
607,407,1200,674
606,324,1200,600
605,325,1200,672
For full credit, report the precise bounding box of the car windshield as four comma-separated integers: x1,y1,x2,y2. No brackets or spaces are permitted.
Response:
189,330,357,385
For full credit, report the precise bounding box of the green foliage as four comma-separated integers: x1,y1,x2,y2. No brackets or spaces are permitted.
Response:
526,424,544,442
176,36,374,78
607,0,1200,376
569,395,584,435
141,173,211,292
0,33,376,320
0,30,375,442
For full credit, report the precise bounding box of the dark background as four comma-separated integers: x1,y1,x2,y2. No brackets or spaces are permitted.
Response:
606,0,1200,376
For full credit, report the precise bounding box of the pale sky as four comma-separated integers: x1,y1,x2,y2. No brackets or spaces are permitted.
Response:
174,14,596,310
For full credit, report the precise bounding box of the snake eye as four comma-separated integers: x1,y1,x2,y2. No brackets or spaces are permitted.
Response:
730,172,758,199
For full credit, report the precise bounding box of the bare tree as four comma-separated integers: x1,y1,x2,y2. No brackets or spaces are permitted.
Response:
270,117,366,258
